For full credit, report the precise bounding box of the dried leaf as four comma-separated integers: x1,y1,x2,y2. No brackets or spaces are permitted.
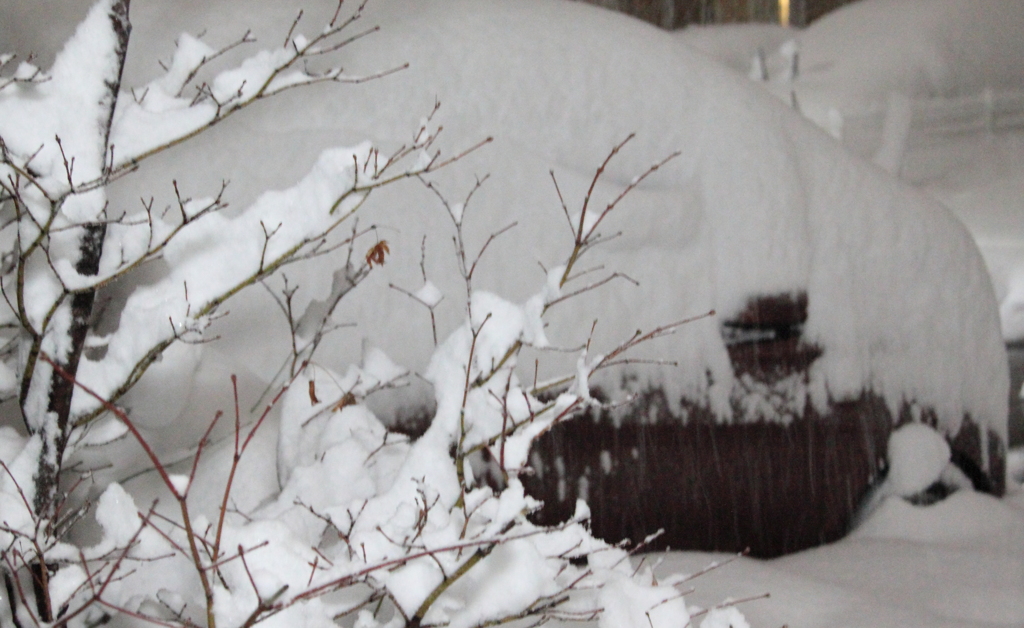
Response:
333,391,357,412
365,240,390,268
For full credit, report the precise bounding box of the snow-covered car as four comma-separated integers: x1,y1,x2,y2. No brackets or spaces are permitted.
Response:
4,0,1010,557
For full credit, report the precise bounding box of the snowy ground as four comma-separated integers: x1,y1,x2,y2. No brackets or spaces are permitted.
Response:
652,487,1024,628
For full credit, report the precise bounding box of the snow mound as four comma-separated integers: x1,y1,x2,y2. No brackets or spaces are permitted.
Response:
9,0,1006,445
886,422,951,498
853,489,1024,549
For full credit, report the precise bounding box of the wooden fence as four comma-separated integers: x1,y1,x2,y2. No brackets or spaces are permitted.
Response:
522,390,1003,557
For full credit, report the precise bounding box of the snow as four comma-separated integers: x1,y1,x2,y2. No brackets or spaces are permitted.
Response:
48,564,88,614
853,489,1024,549
167,473,190,495
93,482,141,547
0,0,129,438
0,433,40,554
700,607,751,628
884,422,952,497
851,421,968,526
1010,448,1024,484
70,143,373,417
413,280,443,308
48,0,1001,454
210,48,290,103
72,414,129,447
362,347,407,387
683,0,1024,345
0,0,119,196
760,0,1024,117
155,33,216,96
551,487,1024,628
598,571,689,628
677,23,793,77
421,540,558,628
3,0,1023,626
274,363,408,490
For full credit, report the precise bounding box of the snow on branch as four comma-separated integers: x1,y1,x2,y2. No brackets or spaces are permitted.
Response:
109,0,407,169
0,2,732,626
71,123,473,422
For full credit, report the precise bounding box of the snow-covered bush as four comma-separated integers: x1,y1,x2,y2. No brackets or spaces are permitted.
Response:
0,1,712,626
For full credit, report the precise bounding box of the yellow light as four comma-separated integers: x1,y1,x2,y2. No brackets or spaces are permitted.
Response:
779,0,790,26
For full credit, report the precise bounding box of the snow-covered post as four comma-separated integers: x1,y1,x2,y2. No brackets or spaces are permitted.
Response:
779,38,800,110
749,48,768,82
983,86,995,133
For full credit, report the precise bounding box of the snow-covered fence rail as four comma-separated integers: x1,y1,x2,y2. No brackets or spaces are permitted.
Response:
841,88,1024,157
909,88,1024,136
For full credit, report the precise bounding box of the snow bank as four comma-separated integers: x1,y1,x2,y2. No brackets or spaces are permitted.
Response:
853,489,1024,549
